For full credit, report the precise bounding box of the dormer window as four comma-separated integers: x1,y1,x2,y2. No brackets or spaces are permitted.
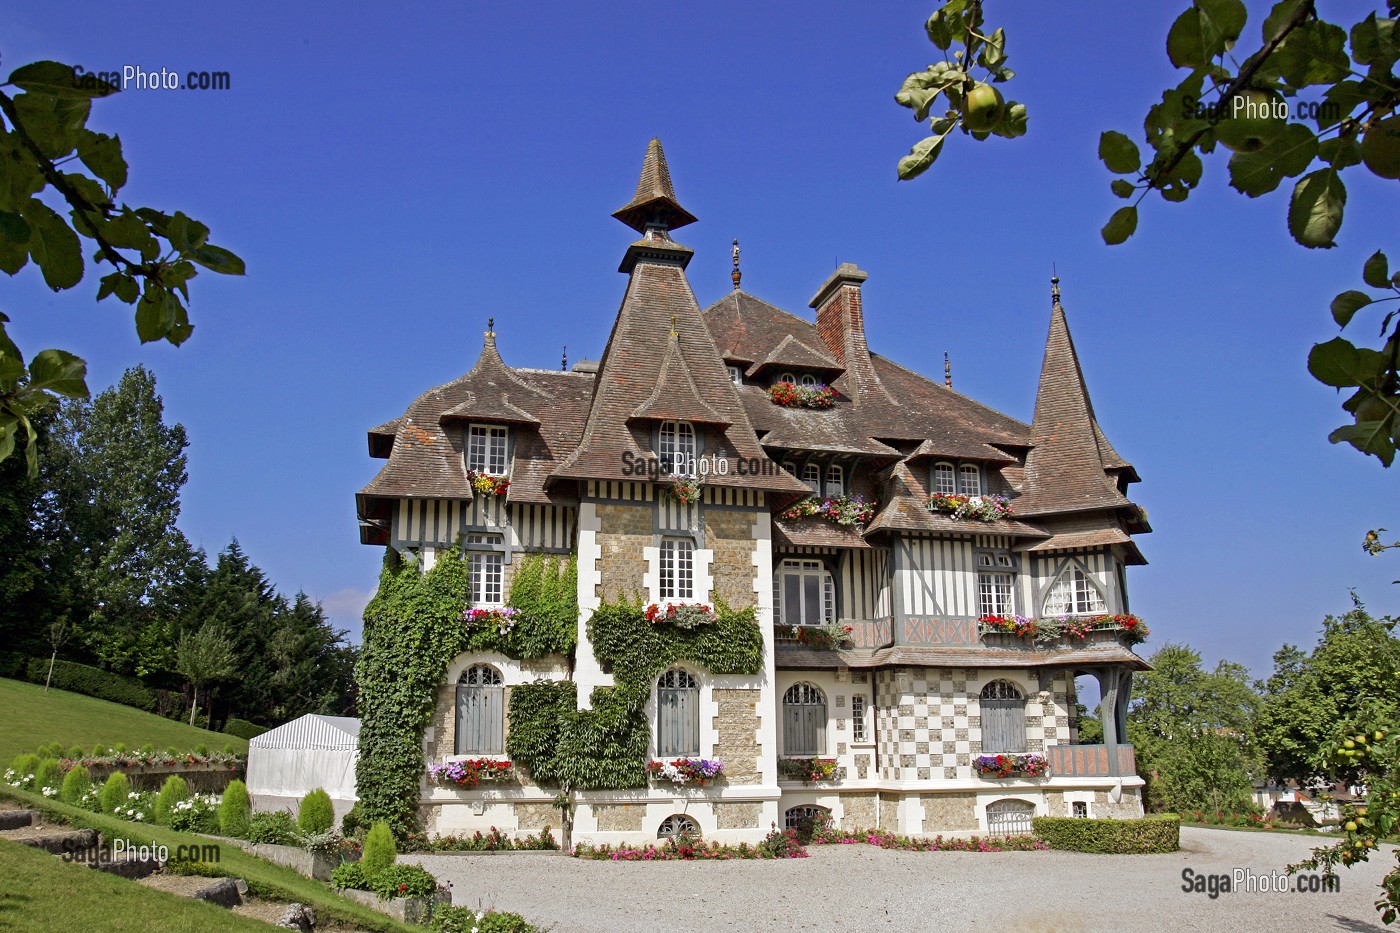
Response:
778,372,796,385
801,463,821,494
799,374,817,388
467,424,508,475
726,365,742,386
659,420,697,476
825,465,844,496
958,464,982,496
933,462,957,496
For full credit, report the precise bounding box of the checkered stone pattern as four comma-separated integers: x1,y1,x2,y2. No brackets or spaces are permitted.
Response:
877,667,975,781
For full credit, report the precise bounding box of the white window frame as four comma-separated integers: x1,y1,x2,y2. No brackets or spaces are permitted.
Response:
851,694,868,743
799,373,817,387
467,424,509,475
933,461,957,495
958,464,982,496
825,464,844,497
465,533,504,607
782,682,827,757
659,537,695,600
659,420,697,476
978,571,1014,617
778,372,796,385
726,365,742,386
775,559,836,627
1043,566,1108,616
801,463,821,495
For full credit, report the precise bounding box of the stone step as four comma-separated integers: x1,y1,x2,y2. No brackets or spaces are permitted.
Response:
9,827,98,855
91,853,164,880
0,809,37,830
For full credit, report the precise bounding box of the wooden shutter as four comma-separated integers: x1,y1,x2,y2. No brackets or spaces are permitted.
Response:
981,698,1027,753
456,685,504,755
658,686,699,756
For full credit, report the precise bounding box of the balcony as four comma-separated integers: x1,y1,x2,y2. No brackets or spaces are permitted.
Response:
1046,743,1136,777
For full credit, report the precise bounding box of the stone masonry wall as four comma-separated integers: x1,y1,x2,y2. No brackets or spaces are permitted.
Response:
921,794,978,831
713,688,762,784
594,503,650,602
705,508,759,608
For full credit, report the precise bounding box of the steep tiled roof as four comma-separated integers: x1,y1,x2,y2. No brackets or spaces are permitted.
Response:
611,138,697,233
437,331,550,427
745,334,843,379
629,332,729,427
863,462,1046,539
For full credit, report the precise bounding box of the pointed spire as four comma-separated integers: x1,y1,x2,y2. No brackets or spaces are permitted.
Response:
1051,270,1062,309
562,345,568,372
484,317,496,350
612,138,698,233
731,239,742,290
944,351,952,388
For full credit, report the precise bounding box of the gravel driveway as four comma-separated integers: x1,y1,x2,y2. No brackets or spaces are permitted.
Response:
408,828,1396,933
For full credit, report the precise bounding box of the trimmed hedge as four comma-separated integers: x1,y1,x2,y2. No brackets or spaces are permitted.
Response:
1032,814,1180,853
0,652,28,678
224,718,269,740
23,659,157,712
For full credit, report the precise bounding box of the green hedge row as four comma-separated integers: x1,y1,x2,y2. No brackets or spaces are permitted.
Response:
224,718,269,740
23,658,158,712
0,652,28,679
1032,814,1180,853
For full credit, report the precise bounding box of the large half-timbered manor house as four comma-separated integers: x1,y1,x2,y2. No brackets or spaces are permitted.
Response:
357,140,1152,842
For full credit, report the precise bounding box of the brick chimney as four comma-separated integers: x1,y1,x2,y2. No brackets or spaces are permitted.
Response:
810,263,893,407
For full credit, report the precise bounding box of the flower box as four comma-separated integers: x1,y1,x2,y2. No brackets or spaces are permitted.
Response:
768,382,837,409
977,613,1150,646
927,493,1012,522
778,757,840,783
462,606,519,635
790,623,853,649
644,602,717,630
427,759,514,789
647,758,725,786
466,471,510,496
667,478,702,504
973,753,1049,778
780,494,876,527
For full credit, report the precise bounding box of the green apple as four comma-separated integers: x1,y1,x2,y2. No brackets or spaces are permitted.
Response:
964,83,1005,132
1215,89,1286,152
1361,115,1400,180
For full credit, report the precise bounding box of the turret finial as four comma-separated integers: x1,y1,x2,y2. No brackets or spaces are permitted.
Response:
731,239,742,291
669,314,678,338
944,351,952,389
562,345,568,371
1051,265,1061,309
485,317,496,349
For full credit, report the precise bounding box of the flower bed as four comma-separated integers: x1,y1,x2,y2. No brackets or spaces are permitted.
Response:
812,827,1048,852
408,826,558,852
927,493,1013,522
768,381,837,409
463,606,519,635
644,602,717,630
973,753,1049,778
575,824,807,860
427,759,514,789
646,758,725,786
467,471,510,496
790,622,853,649
977,613,1150,645
780,494,876,527
667,477,701,504
778,757,839,783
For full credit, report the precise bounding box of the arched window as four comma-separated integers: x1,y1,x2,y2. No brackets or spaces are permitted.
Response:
782,461,797,476
783,682,827,756
784,805,831,835
986,799,1035,836
656,668,700,757
801,463,821,495
825,464,844,497
799,373,817,387
775,560,835,627
455,664,504,755
933,462,956,495
1043,567,1107,616
958,464,982,496
979,680,1027,754
657,814,700,839
778,372,796,385
659,421,697,476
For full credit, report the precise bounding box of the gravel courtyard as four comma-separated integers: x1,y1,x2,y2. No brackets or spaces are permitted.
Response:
408,827,1397,933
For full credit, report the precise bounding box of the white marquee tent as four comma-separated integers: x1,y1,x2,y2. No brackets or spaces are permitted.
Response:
247,714,360,820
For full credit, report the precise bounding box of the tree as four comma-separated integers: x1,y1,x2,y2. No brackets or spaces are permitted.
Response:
0,59,244,474
175,622,237,725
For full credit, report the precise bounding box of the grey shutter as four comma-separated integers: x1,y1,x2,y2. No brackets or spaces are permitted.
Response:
784,696,826,756
981,699,1027,753
456,685,504,754
658,687,699,756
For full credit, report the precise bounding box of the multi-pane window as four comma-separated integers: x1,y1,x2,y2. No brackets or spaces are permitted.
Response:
782,461,797,476
660,537,694,600
801,463,821,495
659,421,697,476
933,462,957,495
466,534,504,607
778,372,796,385
775,559,836,627
656,668,700,757
958,464,982,496
799,373,817,387
455,664,504,755
783,683,827,756
467,424,508,475
657,814,700,839
851,694,867,742
825,465,844,496
977,553,1015,617
980,681,1027,754
1043,568,1107,616
785,805,829,831
1072,801,1089,819
726,365,742,385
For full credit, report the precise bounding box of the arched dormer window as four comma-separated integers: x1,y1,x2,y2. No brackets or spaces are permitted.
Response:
1043,566,1107,616
979,680,1026,754
825,464,844,496
659,420,697,476
933,462,957,496
456,664,504,755
958,464,982,496
657,668,700,756
801,463,821,494
778,372,796,385
782,682,827,756
799,373,818,388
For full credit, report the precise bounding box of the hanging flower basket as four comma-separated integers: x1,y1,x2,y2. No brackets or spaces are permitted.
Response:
927,493,1012,522
647,758,726,786
973,754,1048,778
463,606,519,635
467,471,511,496
791,623,853,649
778,757,840,783
644,602,718,630
780,494,876,527
977,613,1150,646
667,477,702,505
427,759,515,788
768,382,837,409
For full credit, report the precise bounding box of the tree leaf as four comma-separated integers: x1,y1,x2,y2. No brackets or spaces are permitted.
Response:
1262,0,1308,43
1287,169,1345,249
1099,131,1141,173
22,199,83,289
76,131,128,190
988,101,1027,138
1350,13,1398,68
1101,206,1138,245
27,348,88,398
1167,8,1209,68
1197,0,1247,43
1363,251,1390,289
187,244,245,276
1331,290,1374,328
1328,422,1397,466
0,210,30,244
1227,123,1318,197
896,136,945,181
1272,21,1350,87
7,61,116,99
1111,179,1136,199
925,9,955,50
1309,337,1361,387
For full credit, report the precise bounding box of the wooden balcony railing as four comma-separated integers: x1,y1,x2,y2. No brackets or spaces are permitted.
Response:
1046,743,1136,777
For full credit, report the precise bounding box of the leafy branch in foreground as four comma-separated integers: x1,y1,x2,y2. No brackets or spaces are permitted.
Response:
0,59,245,475
894,0,1027,180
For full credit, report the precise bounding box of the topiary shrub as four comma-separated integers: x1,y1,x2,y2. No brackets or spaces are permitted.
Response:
140,743,155,755
99,772,131,814
165,745,179,757
34,758,62,792
368,863,437,899
247,811,299,846
59,765,91,804
361,821,397,879
114,743,127,755
218,779,251,838
330,861,367,890
8,753,40,786
222,742,236,755
298,787,335,835
36,742,62,759
91,743,108,757
66,744,84,759
1032,814,1180,853
154,775,190,825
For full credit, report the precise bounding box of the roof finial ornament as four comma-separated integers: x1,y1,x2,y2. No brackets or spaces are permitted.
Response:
562,345,568,372
731,239,742,291
669,314,678,338
485,316,496,349
1051,264,1062,309
944,351,953,389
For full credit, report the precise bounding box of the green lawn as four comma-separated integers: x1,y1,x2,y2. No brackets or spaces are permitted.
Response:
1,787,425,933
0,837,274,932
0,677,247,764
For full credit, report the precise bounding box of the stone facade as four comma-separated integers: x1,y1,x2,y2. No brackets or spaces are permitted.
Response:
714,802,762,830
514,803,557,830
922,793,978,831
705,509,759,607
1094,789,1145,820
594,804,646,832
594,503,650,602
713,688,762,784
840,793,877,829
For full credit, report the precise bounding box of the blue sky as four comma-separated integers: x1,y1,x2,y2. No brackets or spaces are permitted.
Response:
3,0,1395,678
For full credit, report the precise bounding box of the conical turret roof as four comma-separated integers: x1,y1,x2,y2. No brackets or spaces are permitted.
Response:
611,138,698,233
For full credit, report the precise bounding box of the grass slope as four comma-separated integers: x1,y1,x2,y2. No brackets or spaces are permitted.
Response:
1,787,424,933
0,838,273,933
0,677,247,763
